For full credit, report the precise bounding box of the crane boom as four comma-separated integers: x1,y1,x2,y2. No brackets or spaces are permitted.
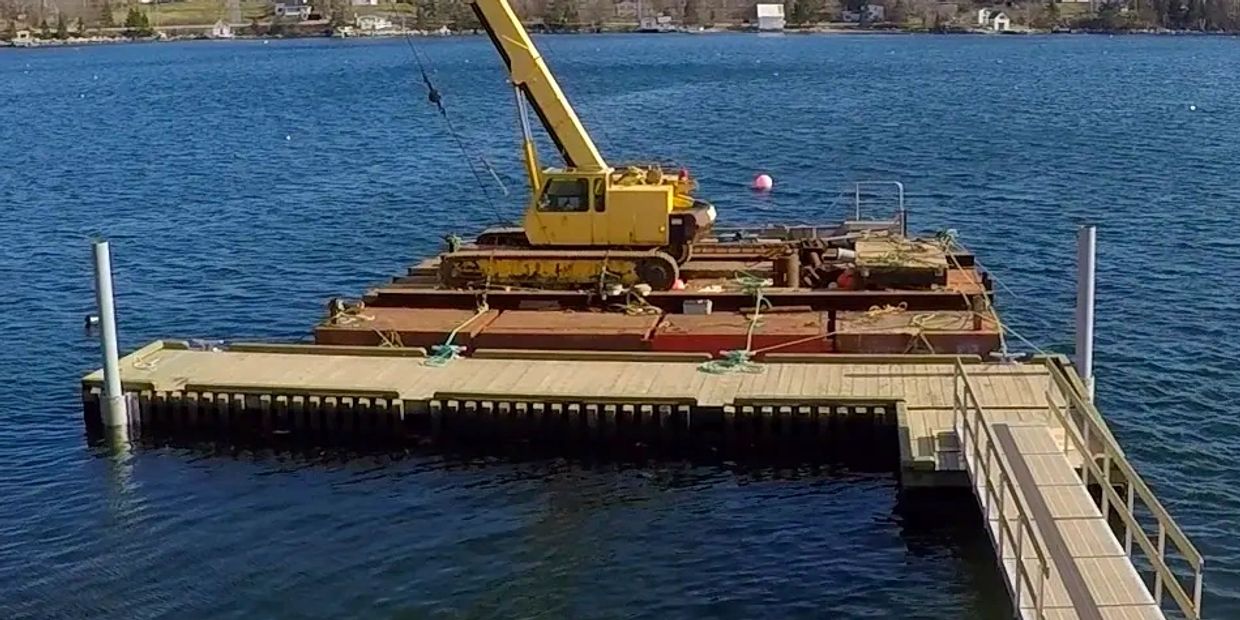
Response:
471,0,608,172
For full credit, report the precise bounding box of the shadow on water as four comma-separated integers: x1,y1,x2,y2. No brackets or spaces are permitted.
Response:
896,488,1014,619
92,433,902,472
88,424,906,474
85,432,1016,619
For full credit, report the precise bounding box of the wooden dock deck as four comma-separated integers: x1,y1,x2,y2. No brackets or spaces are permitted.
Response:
81,342,1204,619
952,361,1204,620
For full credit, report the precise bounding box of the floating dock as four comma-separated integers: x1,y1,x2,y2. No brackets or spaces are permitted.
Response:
82,342,1203,619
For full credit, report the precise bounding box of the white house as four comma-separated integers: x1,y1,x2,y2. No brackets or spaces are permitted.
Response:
273,0,312,20
756,3,785,30
977,8,1011,30
351,0,378,6
355,14,393,30
12,29,34,46
638,14,675,31
990,11,1010,31
210,19,234,38
842,4,885,22
614,0,638,19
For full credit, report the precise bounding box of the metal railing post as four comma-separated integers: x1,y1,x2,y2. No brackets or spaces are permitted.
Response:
996,481,1007,560
895,182,906,236
1100,453,1112,519
1194,568,1204,618
1155,523,1167,605
1036,566,1046,619
1081,420,1091,487
1014,522,1026,612
983,443,995,518
1125,483,1135,555
973,406,983,478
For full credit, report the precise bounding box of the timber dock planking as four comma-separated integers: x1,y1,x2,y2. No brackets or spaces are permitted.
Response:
80,342,1205,619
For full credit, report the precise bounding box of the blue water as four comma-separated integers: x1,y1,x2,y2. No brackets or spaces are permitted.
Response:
2,34,1239,618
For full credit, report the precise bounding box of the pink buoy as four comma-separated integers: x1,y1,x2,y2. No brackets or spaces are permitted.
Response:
752,174,773,191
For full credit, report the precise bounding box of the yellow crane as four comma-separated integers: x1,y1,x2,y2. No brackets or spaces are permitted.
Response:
437,0,717,291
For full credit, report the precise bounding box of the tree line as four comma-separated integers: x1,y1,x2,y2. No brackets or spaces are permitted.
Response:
5,0,1240,34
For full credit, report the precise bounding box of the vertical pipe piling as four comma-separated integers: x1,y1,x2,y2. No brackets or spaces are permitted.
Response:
93,240,128,435
1075,225,1096,398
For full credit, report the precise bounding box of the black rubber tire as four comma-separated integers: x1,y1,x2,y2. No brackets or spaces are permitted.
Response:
664,243,693,265
636,256,678,291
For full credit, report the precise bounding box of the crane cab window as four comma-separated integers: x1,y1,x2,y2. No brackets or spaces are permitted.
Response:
538,179,589,213
593,179,606,212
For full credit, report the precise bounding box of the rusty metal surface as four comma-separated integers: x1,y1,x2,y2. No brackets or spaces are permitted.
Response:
437,248,680,290
679,259,776,279
652,311,830,355
473,310,662,351
365,287,981,312
834,309,1000,355
315,307,500,348
945,267,988,295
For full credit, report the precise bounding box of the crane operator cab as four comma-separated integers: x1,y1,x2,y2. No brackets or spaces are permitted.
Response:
524,169,716,264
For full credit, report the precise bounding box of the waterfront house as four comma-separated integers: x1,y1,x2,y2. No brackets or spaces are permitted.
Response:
210,19,234,38
355,14,393,30
613,0,638,18
756,3,784,30
638,15,675,31
842,4,885,22
989,10,1010,31
977,7,991,24
13,29,34,46
273,0,312,20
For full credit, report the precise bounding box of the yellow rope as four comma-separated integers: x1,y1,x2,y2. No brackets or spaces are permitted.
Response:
698,273,771,374
856,302,909,323
610,291,661,316
423,301,491,367
329,300,374,326
376,329,404,348
939,232,1047,357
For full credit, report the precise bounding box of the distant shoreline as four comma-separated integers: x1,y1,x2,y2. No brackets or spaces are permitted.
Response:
4,24,1238,49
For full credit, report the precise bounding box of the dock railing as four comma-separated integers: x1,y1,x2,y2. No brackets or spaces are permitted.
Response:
1043,362,1205,620
953,359,1050,619
852,181,907,236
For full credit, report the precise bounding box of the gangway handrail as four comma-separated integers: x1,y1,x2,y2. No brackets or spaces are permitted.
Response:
852,181,907,236
953,359,1051,619
1043,362,1204,619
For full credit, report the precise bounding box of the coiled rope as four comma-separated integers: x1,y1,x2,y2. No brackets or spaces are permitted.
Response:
424,300,491,367
698,274,772,374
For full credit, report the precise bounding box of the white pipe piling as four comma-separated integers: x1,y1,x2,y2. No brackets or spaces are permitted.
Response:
93,240,128,431
1075,225,1096,398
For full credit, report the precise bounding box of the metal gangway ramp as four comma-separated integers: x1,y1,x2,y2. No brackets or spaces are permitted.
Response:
952,360,1204,620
